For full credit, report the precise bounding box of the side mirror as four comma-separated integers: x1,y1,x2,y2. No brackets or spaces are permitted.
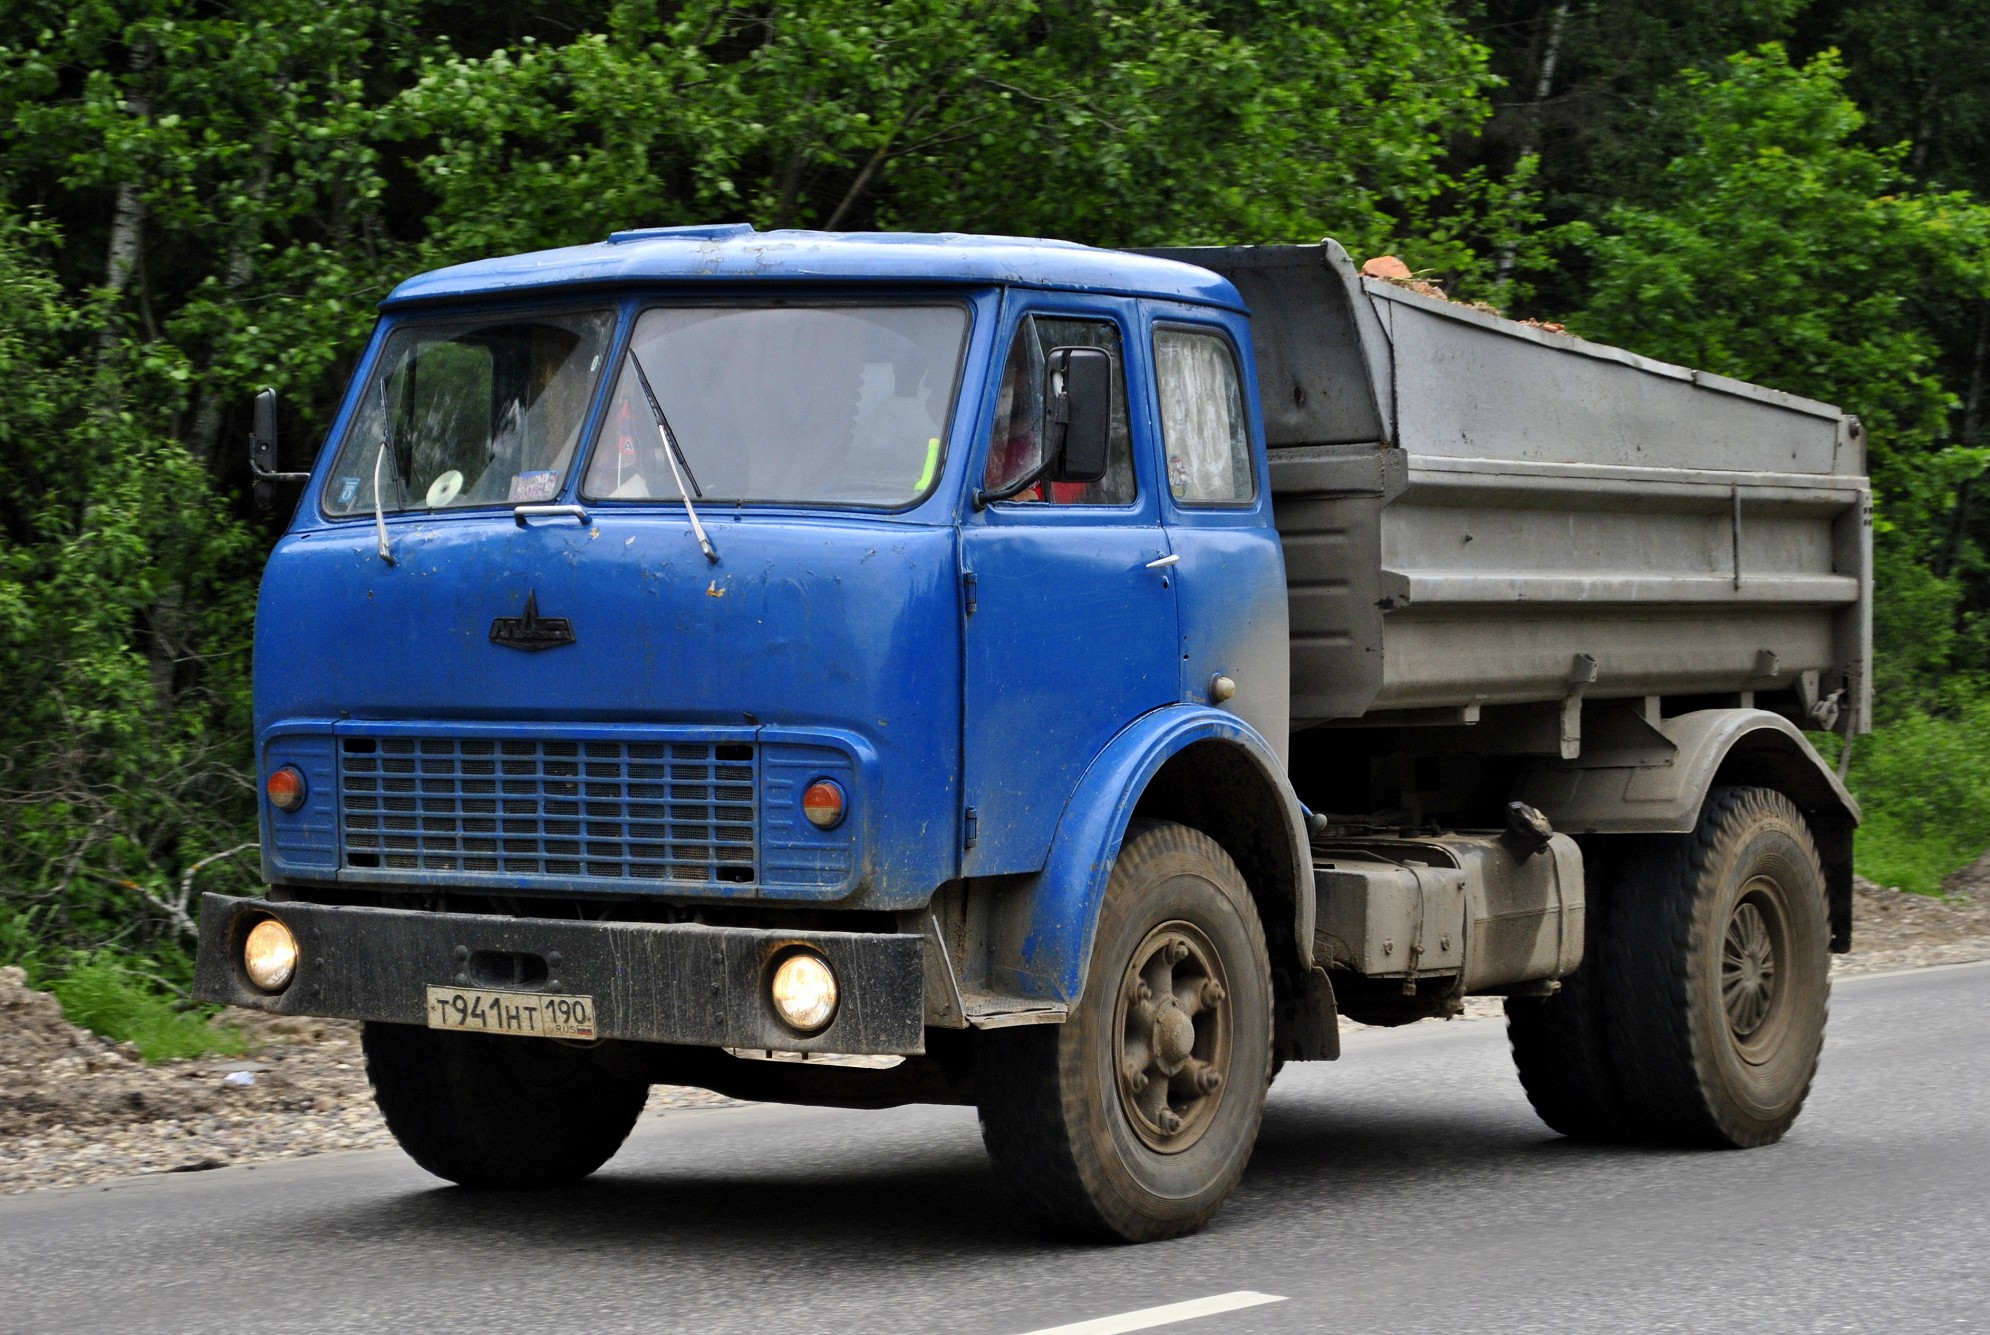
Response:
247,386,308,509
249,387,280,476
1043,346,1111,484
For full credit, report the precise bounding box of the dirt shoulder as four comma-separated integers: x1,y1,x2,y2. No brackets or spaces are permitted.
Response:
4,878,1987,1196
1834,867,1990,976
0,976,740,1195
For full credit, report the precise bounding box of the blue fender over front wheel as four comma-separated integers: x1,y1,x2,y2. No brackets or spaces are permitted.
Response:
994,705,1309,1005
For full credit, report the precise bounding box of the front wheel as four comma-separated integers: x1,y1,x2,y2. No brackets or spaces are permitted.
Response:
363,1023,648,1188
976,820,1273,1242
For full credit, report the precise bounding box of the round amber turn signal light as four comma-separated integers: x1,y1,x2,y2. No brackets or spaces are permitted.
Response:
801,779,845,830
265,765,307,813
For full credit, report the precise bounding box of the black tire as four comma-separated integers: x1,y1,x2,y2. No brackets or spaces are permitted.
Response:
975,820,1273,1242
1604,786,1831,1148
363,1023,648,1188
1506,843,1632,1140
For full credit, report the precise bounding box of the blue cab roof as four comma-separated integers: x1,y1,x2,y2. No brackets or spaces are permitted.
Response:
383,224,1245,311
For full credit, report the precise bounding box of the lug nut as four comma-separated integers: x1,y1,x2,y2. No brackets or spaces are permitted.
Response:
1158,1108,1182,1134
1168,941,1191,964
1124,1061,1148,1092
1199,979,1227,1007
1197,1067,1224,1094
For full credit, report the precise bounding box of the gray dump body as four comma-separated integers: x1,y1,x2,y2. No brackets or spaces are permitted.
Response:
1145,242,1872,736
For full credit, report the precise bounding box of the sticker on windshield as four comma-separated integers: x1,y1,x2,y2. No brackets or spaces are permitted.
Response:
337,476,361,506
508,471,560,503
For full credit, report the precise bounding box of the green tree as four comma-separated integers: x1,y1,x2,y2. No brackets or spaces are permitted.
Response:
1462,0,1807,304
1798,0,1990,199
0,0,1509,970
397,0,1501,266
1568,46,1990,713
0,212,260,956
0,1,418,965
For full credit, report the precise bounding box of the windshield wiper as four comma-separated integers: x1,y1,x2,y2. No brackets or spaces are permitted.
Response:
372,378,397,566
626,349,718,564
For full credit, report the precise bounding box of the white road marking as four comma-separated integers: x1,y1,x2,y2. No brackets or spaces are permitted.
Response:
1014,1290,1287,1335
1835,956,1990,984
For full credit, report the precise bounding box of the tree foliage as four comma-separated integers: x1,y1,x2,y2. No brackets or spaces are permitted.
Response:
1567,47,1990,713
0,216,261,956
0,0,1502,966
397,1,1498,261
5,0,1990,972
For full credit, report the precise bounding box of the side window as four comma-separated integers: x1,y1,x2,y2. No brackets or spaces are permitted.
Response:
983,315,1136,505
1155,327,1254,505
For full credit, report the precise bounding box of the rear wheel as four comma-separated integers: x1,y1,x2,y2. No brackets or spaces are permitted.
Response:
976,820,1273,1242
1508,839,1633,1140
363,1023,647,1188
1604,786,1831,1147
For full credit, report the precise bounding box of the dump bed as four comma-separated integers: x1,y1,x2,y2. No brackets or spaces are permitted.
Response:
1142,242,1872,735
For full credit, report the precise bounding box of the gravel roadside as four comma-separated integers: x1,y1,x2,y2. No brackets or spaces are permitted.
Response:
4,876,1986,1196
0,993,742,1196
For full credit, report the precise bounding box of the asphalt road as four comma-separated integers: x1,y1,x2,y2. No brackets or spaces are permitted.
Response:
3,963,1985,1335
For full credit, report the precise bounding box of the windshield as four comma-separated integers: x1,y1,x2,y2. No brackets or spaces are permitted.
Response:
323,310,615,516
583,304,967,508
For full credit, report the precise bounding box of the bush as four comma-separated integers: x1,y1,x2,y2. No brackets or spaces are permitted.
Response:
0,905,51,982
1845,703,1990,894
47,953,244,1064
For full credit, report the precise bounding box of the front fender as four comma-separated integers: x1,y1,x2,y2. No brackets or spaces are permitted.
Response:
996,705,1308,1005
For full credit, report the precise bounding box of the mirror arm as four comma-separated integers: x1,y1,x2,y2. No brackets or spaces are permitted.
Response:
250,456,311,483
976,368,1074,509
973,458,1052,510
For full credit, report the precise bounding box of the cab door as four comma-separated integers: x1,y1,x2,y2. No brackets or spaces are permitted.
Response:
1150,314,1290,763
959,299,1179,876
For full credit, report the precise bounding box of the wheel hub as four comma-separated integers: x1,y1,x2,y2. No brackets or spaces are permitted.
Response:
1113,922,1232,1153
1153,1005,1196,1072
1722,882,1789,1055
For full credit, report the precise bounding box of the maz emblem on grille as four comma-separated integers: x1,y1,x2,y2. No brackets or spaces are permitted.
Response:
490,591,575,652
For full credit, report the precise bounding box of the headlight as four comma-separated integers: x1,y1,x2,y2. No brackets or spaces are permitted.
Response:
243,918,299,993
769,951,838,1034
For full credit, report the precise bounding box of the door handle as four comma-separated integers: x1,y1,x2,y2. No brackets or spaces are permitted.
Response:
1144,554,1180,570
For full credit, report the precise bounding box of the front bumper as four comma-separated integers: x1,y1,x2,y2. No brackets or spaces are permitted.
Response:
192,893,927,1055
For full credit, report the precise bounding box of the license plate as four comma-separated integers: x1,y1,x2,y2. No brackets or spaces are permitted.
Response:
424,986,597,1040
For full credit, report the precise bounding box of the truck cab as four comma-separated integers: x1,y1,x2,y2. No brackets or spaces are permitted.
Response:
247,225,1289,921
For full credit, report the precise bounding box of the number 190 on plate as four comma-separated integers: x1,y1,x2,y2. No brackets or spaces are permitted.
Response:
425,985,596,1039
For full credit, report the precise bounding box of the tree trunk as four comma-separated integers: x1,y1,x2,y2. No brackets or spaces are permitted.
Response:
95,42,155,364
1939,299,1989,579
1963,299,1987,449
189,137,277,468
823,95,930,232
771,143,811,229
1492,0,1571,290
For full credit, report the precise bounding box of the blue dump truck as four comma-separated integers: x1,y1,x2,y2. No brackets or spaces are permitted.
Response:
197,227,1871,1241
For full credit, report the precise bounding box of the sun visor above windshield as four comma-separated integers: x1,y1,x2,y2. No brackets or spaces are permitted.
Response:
380,228,1247,312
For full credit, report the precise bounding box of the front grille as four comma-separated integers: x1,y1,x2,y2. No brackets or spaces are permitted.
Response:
339,735,757,885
